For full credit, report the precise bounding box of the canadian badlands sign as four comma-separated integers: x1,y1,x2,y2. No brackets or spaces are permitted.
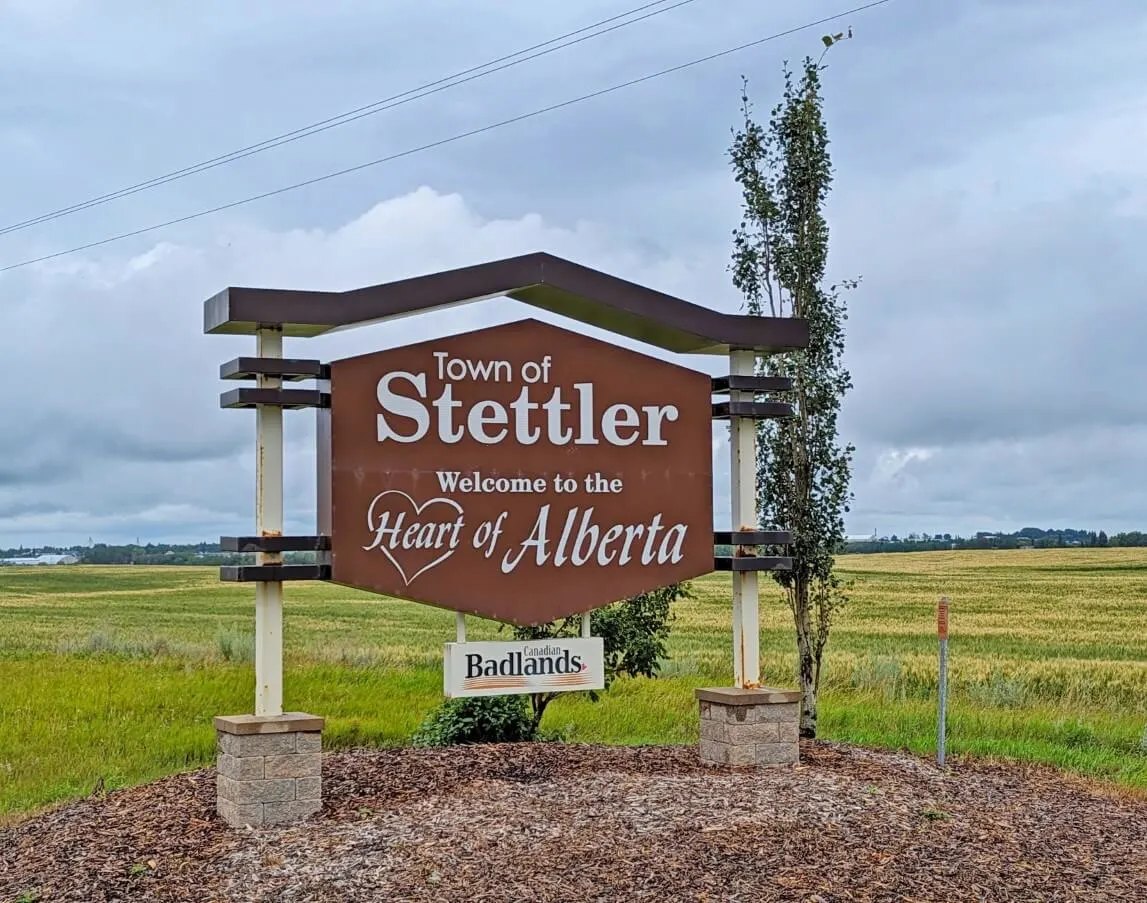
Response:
443,638,606,698
323,318,714,626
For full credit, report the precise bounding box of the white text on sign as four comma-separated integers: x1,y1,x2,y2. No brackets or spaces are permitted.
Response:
436,471,623,494
375,353,680,447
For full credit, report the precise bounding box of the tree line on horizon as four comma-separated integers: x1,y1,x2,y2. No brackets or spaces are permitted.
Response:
840,526,1147,554
0,543,302,565
6,525,1146,566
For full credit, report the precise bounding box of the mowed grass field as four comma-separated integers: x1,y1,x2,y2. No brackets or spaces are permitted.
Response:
1,548,1145,815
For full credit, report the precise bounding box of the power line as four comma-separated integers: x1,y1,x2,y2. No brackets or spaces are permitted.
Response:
0,0,891,275
0,0,699,237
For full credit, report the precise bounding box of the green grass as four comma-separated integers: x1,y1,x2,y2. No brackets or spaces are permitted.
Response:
1,548,1146,815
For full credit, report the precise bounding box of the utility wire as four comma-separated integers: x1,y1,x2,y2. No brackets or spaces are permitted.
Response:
0,0,699,237
0,0,891,275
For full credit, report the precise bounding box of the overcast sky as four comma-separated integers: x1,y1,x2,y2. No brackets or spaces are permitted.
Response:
1,0,1145,547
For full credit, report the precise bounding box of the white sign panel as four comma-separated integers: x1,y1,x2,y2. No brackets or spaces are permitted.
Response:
444,638,605,698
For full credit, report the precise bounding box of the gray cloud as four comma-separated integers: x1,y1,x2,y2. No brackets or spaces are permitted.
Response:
0,458,77,488
79,421,249,466
0,500,65,520
2,0,1146,543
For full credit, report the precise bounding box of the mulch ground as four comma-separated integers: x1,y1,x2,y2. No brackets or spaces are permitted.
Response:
2,742,1145,902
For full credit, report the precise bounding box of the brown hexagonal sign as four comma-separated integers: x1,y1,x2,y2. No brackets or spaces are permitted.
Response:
323,318,713,625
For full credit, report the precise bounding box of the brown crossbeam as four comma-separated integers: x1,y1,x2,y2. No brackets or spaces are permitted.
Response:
220,536,331,553
220,357,329,381
711,375,794,394
713,556,793,572
713,530,793,546
220,388,330,409
711,401,794,420
219,565,330,582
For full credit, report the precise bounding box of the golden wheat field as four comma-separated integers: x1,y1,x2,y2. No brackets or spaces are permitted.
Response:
810,547,1146,706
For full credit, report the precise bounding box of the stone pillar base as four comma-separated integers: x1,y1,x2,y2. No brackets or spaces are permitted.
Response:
214,712,324,828
696,687,800,767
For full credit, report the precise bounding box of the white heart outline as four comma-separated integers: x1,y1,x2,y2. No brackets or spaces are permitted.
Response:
362,490,465,587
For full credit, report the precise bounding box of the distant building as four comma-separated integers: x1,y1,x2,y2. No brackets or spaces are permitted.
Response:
0,554,79,566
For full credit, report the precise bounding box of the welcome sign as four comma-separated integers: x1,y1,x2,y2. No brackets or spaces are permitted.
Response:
322,318,714,626
210,254,805,823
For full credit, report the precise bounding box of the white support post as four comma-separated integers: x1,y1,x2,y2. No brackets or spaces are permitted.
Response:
729,349,760,689
254,327,284,717
580,611,592,638
455,611,467,643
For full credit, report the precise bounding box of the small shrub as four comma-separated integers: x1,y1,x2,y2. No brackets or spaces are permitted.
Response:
80,632,117,655
216,628,254,663
57,633,173,659
968,669,1027,708
411,695,537,747
850,653,905,702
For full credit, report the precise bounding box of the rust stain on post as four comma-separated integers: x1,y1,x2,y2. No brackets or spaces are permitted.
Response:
734,524,755,557
938,596,950,640
736,631,761,689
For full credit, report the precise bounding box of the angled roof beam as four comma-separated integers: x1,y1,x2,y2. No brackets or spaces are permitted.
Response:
204,252,808,354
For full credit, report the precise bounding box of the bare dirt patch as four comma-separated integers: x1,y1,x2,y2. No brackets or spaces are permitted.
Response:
3,742,1145,902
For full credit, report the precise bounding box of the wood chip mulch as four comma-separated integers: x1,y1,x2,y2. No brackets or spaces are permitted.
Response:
2,742,1145,902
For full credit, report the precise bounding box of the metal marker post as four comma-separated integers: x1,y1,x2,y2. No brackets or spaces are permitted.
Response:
729,349,760,688
937,595,950,766
254,327,284,717
581,611,592,639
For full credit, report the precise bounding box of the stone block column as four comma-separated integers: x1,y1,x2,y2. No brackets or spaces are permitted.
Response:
696,687,800,767
215,712,324,828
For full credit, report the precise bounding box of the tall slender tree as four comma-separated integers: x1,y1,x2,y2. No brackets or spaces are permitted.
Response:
728,38,856,737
